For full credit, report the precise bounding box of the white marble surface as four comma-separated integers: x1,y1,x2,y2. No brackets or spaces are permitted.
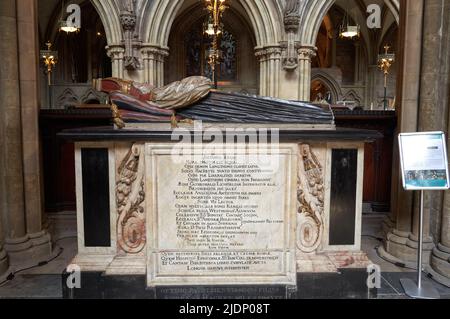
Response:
146,143,298,286
71,141,367,280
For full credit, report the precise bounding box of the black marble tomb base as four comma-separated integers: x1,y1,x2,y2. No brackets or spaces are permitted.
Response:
62,270,377,299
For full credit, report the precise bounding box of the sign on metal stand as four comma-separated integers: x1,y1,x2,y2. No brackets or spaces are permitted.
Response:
398,132,450,299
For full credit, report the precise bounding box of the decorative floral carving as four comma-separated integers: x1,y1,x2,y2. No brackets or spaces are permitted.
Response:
297,144,325,253
116,144,146,253
298,47,317,60
255,47,282,62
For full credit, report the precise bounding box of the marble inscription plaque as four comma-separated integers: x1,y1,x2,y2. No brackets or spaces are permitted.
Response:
146,144,297,287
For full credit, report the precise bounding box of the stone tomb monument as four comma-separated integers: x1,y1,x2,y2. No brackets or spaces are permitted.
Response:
62,77,379,297
147,143,297,287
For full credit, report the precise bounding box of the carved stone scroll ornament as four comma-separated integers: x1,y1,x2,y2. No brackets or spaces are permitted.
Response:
116,144,146,253
297,144,325,253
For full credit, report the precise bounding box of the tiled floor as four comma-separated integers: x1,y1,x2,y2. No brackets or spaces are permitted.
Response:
0,213,449,299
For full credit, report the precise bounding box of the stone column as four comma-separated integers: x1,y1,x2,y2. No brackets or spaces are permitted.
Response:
107,45,125,79
414,0,450,258
429,0,450,285
255,48,268,96
142,46,155,85
381,0,450,279
17,0,43,233
18,0,52,255
141,45,168,87
274,50,281,97
0,0,52,267
297,46,316,101
0,0,28,246
266,47,282,98
256,47,282,98
157,49,168,87
367,65,378,108
379,0,424,265
0,1,11,276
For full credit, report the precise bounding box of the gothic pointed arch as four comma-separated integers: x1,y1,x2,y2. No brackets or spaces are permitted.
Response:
311,70,343,103
298,0,399,46
166,2,258,93
90,0,122,45
140,0,284,48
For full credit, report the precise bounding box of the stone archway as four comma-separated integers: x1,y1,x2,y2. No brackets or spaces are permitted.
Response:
298,0,399,46
311,70,343,104
90,0,122,45
90,0,124,78
40,0,113,107
139,0,284,95
166,3,258,93
296,0,400,101
140,0,283,48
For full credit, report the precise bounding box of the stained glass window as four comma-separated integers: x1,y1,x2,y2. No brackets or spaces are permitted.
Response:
185,20,237,81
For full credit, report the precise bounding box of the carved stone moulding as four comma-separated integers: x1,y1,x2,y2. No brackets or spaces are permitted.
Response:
284,15,300,32
298,46,317,61
120,11,137,31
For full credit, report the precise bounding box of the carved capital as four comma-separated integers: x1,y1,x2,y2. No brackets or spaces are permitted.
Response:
107,45,125,59
141,46,169,61
298,47,317,61
255,46,282,62
255,48,268,62
266,47,282,59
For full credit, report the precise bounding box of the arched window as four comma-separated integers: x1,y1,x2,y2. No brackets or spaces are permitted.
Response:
167,4,257,94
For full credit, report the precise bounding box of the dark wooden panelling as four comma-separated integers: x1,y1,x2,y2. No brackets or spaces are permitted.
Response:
334,111,396,212
329,149,358,246
81,148,111,247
